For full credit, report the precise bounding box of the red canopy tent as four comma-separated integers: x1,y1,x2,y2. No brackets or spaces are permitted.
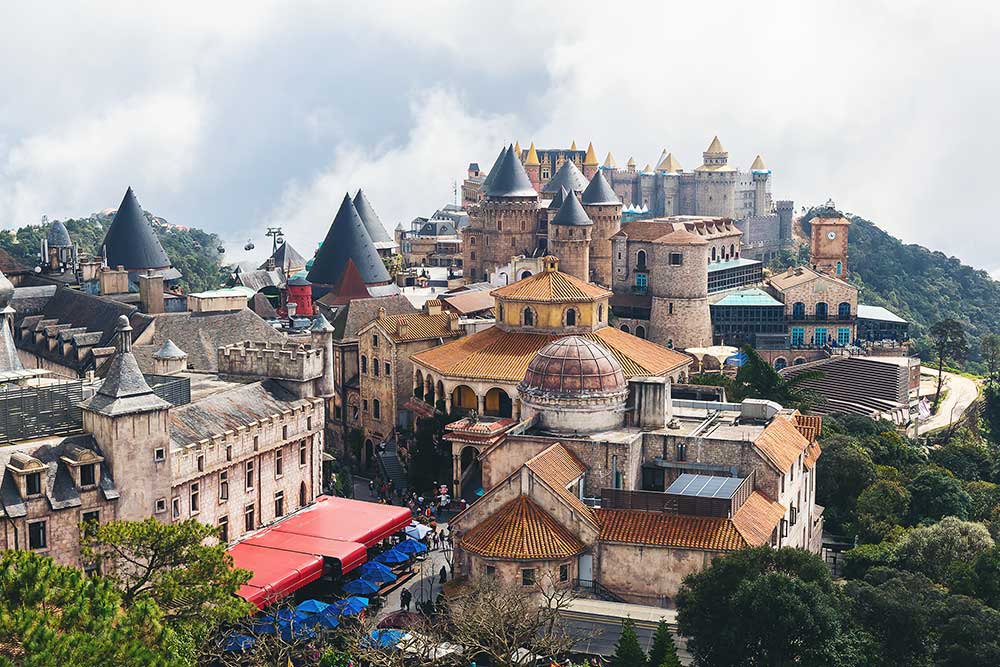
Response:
272,496,412,548
249,529,368,574
230,542,323,609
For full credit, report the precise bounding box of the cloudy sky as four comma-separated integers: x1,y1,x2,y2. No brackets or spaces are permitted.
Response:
1,2,998,275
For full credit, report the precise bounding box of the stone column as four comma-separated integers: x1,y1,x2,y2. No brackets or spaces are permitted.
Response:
513,399,522,420
453,454,462,497
477,393,486,415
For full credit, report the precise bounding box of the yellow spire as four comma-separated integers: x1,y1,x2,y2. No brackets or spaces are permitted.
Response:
643,163,652,173
750,154,767,170
514,141,522,157
570,139,577,151
603,151,616,168
658,152,682,173
706,135,725,153
584,142,598,166
627,156,636,167
525,142,540,166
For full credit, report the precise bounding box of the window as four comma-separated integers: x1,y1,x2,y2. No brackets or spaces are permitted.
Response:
635,325,646,339
384,362,391,376
470,236,476,246
621,325,630,334
836,261,843,275
25,471,42,496
676,442,687,462
669,252,683,266
522,308,534,327
560,563,569,582
774,357,788,371
815,302,828,320
351,401,360,421
219,471,229,500
154,448,165,462
275,449,283,477
790,505,799,526
373,399,381,420
668,302,674,315
299,481,307,507
196,454,204,473
565,309,577,326
172,497,180,519
372,358,380,377
372,333,379,348
361,356,368,374
598,305,604,322
244,505,255,532
635,272,647,290
155,498,167,514
307,416,313,431
80,463,96,487
299,441,307,466
813,328,828,346
28,521,46,550
498,303,504,320
226,445,232,462
792,302,805,321
470,251,476,261
791,327,805,347
837,327,851,346
711,247,717,261
485,565,496,577
838,302,851,320
282,425,289,439
253,435,259,451
274,491,285,517
636,250,647,268
245,461,255,490
190,483,200,514
218,516,229,543
521,568,536,586
363,399,369,413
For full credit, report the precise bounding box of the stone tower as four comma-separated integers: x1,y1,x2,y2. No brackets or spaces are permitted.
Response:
580,170,622,287
810,212,850,278
524,142,542,192
547,190,592,283
750,155,771,216
80,315,172,522
583,142,600,179
694,136,737,218
648,228,713,349
776,200,794,242
152,339,187,375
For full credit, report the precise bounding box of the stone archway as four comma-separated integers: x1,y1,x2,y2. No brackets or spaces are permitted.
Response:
458,445,483,502
484,387,513,418
451,385,478,415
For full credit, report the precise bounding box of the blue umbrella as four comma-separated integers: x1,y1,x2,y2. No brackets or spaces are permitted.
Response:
295,599,330,615
313,608,341,629
278,619,316,642
395,538,428,555
374,548,410,565
222,634,256,652
366,629,405,649
343,578,381,596
360,561,394,579
251,609,294,635
362,568,397,585
333,596,369,617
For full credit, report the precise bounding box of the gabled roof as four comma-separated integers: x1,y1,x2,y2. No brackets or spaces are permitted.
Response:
101,188,174,272
753,416,811,472
371,311,458,343
491,267,610,303
484,146,537,198
768,266,852,291
259,241,307,274
460,496,585,561
307,194,391,287
525,443,586,490
353,189,395,248
550,191,592,227
580,170,620,206
542,159,589,194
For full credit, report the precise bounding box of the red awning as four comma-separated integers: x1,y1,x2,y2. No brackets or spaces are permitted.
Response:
230,542,324,609
273,495,411,548
247,528,367,574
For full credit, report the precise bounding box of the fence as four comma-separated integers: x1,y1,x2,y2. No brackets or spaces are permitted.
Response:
0,380,84,444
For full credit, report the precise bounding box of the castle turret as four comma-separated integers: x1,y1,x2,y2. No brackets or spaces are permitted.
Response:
750,154,771,216
310,313,336,398
0,269,23,374
541,159,589,197
308,193,392,295
547,190,592,283
776,200,794,242
809,209,850,278
603,152,616,170
583,142,600,179
152,339,187,375
694,136,737,217
45,221,75,272
353,189,397,257
581,170,622,287
102,187,181,284
626,156,636,173
524,142,542,192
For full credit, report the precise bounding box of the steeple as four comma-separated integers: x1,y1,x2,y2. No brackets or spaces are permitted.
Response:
583,142,599,178
47,221,72,248
642,164,652,174
525,142,540,166
549,186,569,210
657,152,683,173
542,159,589,195
483,145,537,198
626,156,636,172
750,154,768,171
353,189,395,249
706,136,725,153
700,135,730,170
307,194,391,288
480,146,508,193
570,140,577,152
523,142,542,192
603,152,616,169
80,316,170,417
514,141,522,158
101,188,178,280
581,170,621,206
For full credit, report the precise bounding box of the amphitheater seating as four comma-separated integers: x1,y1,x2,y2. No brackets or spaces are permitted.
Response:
781,356,912,421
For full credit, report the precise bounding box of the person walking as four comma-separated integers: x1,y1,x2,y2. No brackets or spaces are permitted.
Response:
400,588,412,611
439,565,447,585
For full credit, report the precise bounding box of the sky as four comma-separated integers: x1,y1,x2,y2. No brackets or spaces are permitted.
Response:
1,2,998,276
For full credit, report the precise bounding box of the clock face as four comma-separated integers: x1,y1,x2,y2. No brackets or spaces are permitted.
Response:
827,231,837,240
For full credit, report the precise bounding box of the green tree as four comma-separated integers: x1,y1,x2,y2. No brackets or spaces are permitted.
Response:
728,345,823,410
971,546,1000,609
855,480,910,542
646,619,681,667
896,516,994,584
965,480,1000,521
816,438,876,533
841,541,901,580
0,549,186,666
930,437,992,481
676,547,844,667
982,333,1000,382
907,468,972,522
83,518,252,644
610,617,646,667
929,319,968,409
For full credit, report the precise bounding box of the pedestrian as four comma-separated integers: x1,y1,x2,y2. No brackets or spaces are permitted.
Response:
400,588,412,611
368,479,374,497
439,565,447,585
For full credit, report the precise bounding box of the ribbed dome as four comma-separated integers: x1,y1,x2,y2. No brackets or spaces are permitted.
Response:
520,336,625,399
47,221,72,247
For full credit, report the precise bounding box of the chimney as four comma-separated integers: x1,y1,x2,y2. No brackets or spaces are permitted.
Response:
98,266,129,295
425,300,442,316
629,377,673,430
397,319,410,339
287,302,298,318
138,272,165,314
448,312,461,332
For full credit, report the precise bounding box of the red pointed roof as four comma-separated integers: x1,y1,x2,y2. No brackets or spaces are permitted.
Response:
322,259,372,306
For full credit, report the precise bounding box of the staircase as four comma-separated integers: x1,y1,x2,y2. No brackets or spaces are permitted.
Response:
782,356,913,420
377,436,407,493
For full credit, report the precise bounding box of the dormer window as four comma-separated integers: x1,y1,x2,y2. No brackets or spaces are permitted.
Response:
26,472,42,496
79,463,96,487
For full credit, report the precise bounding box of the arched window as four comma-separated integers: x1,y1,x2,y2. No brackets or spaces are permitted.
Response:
793,357,806,366
523,308,535,327
815,302,828,320
520,270,532,279
372,357,380,376
836,261,843,275
838,302,851,320
792,302,805,321
729,244,735,257
498,303,505,321
711,247,717,261
360,355,368,374
635,325,646,339
621,325,631,334
598,304,604,322
774,357,788,370
373,399,381,420
667,339,673,349
497,220,502,231
636,250,647,269
565,308,577,326
299,481,307,507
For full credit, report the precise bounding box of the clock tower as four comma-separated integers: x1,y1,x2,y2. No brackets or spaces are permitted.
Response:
810,214,850,279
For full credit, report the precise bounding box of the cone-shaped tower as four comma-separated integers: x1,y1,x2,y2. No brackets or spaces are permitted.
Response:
524,142,542,192
353,189,397,256
542,159,589,195
547,191,592,282
583,142,599,178
581,170,622,286
307,194,391,293
101,188,179,281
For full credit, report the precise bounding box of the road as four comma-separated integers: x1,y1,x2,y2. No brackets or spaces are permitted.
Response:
918,370,980,434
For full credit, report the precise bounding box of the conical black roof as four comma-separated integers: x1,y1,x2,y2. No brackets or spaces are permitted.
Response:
480,146,509,192
580,169,621,206
551,191,592,227
542,159,589,194
484,146,537,198
47,221,72,247
102,188,173,271
353,189,393,245
307,194,391,287
548,186,568,210
259,241,307,273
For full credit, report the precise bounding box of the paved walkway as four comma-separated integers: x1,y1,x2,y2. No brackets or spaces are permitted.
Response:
918,370,980,434
377,529,450,620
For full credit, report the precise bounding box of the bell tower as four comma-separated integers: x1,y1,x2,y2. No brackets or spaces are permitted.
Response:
809,206,850,278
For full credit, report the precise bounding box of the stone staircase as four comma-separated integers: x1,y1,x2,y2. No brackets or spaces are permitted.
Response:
782,356,912,420
377,436,407,493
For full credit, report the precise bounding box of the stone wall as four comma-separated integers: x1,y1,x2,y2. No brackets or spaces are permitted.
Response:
2,489,117,568
597,542,720,602
584,203,622,287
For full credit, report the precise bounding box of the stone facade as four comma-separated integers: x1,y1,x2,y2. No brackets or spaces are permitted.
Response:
583,202,622,286
463,197,539,284
546,222,591,284
768,268,858,348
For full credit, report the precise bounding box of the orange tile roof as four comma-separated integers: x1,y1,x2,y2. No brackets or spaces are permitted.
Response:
525,444,598,528
731,492,787,546
491,269,611,303
460,496,585,560
441,290,495,315
753,416,811,472
412,325,691,383
375,312,458,342
597,508,747,551
768,266,853,291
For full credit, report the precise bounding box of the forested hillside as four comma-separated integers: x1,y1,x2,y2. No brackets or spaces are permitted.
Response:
0,212,225,293
799,209,1000,373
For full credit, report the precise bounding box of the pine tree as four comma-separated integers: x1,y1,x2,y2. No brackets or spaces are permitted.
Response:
647,619,682,667
611,617,646,667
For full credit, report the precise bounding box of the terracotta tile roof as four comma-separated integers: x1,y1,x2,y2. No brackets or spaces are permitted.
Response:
374,312,458,342
732,492,786,546
460,496,585,560
793,413,822,444
597,508,747,551
753,416,811,472
491,269,611,303
768,266,853,291
412,325,690,384
524,444,599,528
441,290,495,315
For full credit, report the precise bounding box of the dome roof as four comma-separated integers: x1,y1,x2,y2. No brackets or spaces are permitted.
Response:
47,221,72,247
520,336,625,399
0,270,13,311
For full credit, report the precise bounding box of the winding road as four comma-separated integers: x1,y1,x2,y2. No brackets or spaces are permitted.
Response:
918,370,980,434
